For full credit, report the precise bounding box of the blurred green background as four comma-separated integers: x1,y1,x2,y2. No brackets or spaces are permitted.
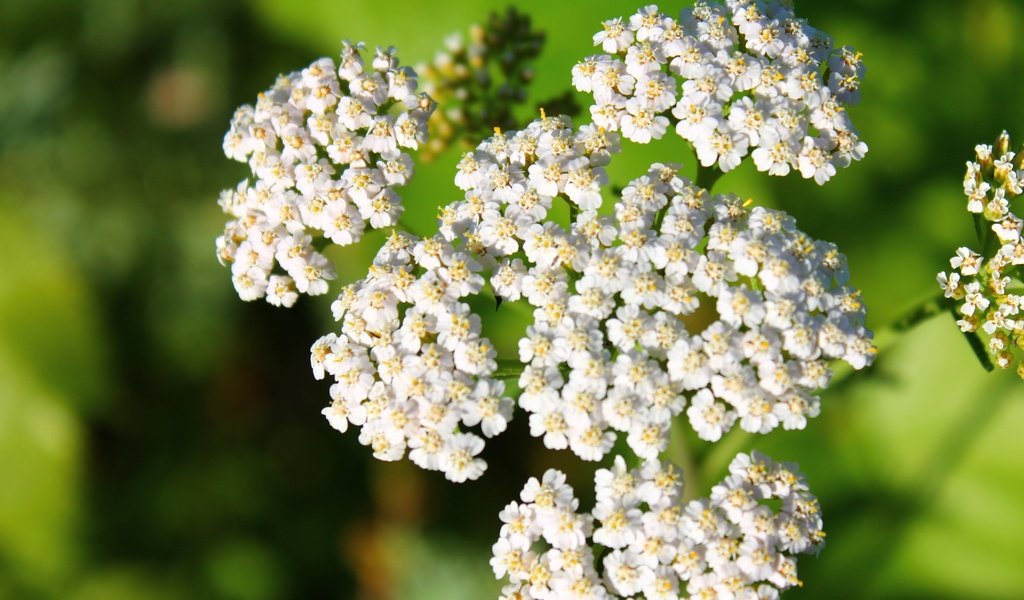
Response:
1,0,1023,598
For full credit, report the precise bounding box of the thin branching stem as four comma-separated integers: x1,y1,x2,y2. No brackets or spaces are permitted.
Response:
695,164,724,192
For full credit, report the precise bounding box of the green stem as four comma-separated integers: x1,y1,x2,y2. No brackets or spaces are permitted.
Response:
972,212,986,250
653,205,670,231
695,164,724,192
312,236,332,252
960,322,995,372
699,425,755,489
891,291,950,332
828,291,949,387
876,295,993,375
493,358,525,380
668,418,702,501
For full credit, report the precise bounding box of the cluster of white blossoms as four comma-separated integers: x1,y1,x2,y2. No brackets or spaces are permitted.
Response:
216,42,434,306
311,231,514,482
492,452,824,599
938,132,1024,377
440,117,874,462
571,1,866,184
211,15,877,597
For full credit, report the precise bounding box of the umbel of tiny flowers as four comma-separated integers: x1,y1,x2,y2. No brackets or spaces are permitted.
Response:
310,115,618,481
442,117,874,462
491,451,824,599
938,131,1024,378
216,41,434,307
312,230,512,483
316,114,875,478
572,1,867,184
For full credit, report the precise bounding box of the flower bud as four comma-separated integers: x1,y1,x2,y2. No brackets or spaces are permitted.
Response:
995,130,1011,158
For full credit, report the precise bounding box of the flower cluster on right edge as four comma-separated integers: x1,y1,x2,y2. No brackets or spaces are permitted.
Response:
938,131,1024,377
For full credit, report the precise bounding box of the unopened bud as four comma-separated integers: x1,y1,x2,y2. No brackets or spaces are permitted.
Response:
995,130,1011,157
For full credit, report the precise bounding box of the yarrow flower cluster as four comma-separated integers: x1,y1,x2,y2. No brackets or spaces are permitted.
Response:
439,117,874,463
571,1,866,183
938,132,1024,377
311,231,514,482
310,114,614,478
216,42,434,306
212,11,882,598
492,452,824,599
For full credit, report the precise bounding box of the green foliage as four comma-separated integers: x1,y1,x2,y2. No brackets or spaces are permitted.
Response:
0,216,88,595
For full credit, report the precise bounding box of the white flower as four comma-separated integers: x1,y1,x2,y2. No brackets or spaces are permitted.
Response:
686,389,734,442
492,453,826,599
216,42,434,306
266,275,299,307
573,2,867,182
321,399,351,433
621,100,670,143
963,281,990,316
441,433,487,483
595,18,636,54
937,271,961,299
797,136,838,185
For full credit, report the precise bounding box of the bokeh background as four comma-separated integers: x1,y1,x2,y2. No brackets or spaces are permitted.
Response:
2,0,1023,598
